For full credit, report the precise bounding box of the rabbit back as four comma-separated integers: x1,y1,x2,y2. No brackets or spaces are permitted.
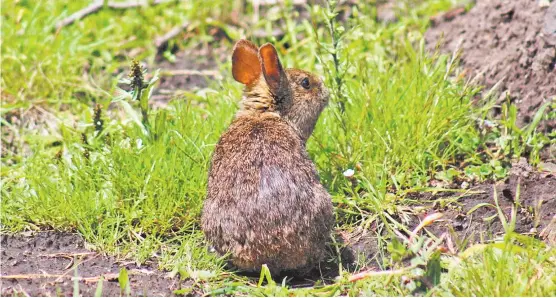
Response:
201,113,333,273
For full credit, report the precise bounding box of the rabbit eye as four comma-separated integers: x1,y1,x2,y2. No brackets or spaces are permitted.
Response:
301,77,311,89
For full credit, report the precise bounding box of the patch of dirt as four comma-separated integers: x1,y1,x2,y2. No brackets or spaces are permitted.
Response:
426,166,556,246
338,163,556,272
0,231,368,294
1,106,64,167
0,232,188,297
425,0,556,132
150,44,227,106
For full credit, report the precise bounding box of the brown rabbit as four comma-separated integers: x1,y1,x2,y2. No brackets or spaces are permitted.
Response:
201,39,334,275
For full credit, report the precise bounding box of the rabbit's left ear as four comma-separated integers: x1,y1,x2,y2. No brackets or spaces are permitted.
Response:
232,39,261,85
259,43,287,96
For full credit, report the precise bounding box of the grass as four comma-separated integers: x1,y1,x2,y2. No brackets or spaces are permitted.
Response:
433,185,556,296
1,0,555,296
434,233,556,296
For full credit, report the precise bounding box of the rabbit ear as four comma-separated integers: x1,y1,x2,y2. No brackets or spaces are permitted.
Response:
259,43,286,95
232,39,261,85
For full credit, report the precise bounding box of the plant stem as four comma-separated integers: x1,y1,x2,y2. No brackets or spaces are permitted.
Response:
325,0,345,114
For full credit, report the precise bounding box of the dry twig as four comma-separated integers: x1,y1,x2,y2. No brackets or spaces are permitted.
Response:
409,213,444,242
39,252,96,258
155,21,190,49
0,273,119,283
159,69,222,79
348,264,419,282
1,269,152,283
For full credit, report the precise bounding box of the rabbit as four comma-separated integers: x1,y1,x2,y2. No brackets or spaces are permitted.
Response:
201,39,334,275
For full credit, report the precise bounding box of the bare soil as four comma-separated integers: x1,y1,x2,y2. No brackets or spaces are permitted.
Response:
0,232,188,297
425,0,556,132
151,44,226,105
340,162,556,269
426,164,556,245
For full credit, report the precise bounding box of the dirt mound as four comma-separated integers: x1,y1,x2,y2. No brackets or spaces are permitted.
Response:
0,232,186,296
425,0,556,131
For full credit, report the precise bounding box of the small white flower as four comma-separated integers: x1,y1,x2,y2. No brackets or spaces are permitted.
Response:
136,138,143,150
343,169,355,177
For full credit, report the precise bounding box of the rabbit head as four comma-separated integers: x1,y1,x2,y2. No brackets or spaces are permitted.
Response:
232,39,330,142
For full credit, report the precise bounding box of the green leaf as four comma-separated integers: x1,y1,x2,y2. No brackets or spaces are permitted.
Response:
118,267,131,296
426,250,442,286
524,101,550,137
467,203,496,215
94,276,104,297
190,270,215,281
388,237,410,262
173,288,192,296
117,100,147,135
257,264,276,287
479,164,492,177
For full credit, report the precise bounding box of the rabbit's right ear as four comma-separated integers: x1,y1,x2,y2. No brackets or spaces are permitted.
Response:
232,39,261,85
259,43,286,96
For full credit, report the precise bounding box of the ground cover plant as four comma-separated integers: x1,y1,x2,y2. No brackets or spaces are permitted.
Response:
1,0,555,296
